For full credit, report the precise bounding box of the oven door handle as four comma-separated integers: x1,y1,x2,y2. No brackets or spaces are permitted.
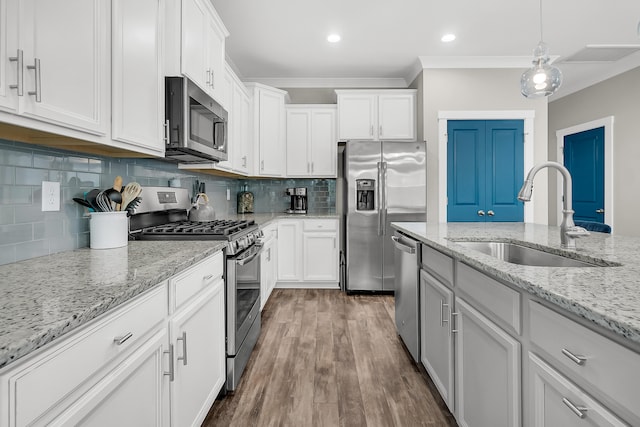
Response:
234,245,264,266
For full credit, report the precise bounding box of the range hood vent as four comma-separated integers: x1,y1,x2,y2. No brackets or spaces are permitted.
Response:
562,45,640,63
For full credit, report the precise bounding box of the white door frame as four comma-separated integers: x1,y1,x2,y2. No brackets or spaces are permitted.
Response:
438,110,536,223
555,116,614,228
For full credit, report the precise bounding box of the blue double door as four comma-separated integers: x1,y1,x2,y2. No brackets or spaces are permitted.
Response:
447,120,524,222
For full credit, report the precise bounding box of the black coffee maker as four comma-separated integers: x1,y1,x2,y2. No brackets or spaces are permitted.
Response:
286,187,307,214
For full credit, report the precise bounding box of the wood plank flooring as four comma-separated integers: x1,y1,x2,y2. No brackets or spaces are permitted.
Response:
203,289,456,427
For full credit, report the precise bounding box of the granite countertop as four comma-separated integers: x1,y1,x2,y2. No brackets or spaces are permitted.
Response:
0,240,227,370
391,222,640,347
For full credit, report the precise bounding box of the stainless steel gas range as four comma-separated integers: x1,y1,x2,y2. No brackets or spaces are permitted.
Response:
129,187,262,392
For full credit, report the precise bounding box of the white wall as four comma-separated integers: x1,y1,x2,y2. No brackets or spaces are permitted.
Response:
419,68,549,223
548,66,640,236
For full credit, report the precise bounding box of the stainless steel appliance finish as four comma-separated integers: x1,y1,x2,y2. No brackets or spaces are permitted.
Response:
128,186,262,392
165,76,228,163
393,231,420,362
345,140,426,291
286,187,307,214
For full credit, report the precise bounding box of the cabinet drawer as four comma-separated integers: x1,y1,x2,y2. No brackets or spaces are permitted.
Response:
420,244,453,286
261,222,278,241
528,352,627,427
529,301,640,422
172,251,224,311
457,263,521,334
7,285,167,427
303,219,337,231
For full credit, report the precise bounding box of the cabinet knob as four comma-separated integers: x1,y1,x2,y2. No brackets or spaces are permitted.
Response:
477,210,485,216
595,208,605,214
113,332,133,345
487,210,495,216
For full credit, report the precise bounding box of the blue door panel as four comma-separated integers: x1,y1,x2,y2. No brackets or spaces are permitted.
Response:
564,127,604,222
448,120,523,222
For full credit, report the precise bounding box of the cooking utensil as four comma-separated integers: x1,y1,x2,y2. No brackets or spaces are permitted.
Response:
96,191,113,212
112,176,123,210
124,196,141,215
189,193,215,221
105,188,122,209
121,182,142,211
72,197,92,208
85,189,101,211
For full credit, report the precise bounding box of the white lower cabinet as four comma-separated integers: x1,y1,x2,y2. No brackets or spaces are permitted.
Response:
0,251,226,427
169,278,225,427
528,353,627,427
419,269,454,413
277,219,338,288
454,297,521,427
260,222,278,310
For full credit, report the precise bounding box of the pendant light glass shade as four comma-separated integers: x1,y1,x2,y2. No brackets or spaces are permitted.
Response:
520,0,562,98
521,42,562,98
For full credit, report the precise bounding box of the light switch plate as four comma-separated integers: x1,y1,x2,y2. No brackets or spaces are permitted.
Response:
42,181,60,211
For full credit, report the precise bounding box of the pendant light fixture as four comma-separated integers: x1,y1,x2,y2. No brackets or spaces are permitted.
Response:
520,0,562,98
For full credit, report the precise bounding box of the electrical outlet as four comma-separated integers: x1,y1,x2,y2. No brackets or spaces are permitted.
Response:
226,188,230,201
42,181,60,212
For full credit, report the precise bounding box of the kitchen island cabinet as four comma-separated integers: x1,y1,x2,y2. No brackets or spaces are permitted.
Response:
0,241,227,427
394,221,640,426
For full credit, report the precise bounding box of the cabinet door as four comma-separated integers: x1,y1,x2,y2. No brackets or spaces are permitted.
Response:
277,220,302,281
257,88,285,176
337,93,376,140
420,270,455,413
0,0,18,112
378,93,415,140
303,231,338,282
309,108,336,176
528,353,627,427
181,0,206,91
455,297,521,427
260,238,275,310
49,329,169,427
204,10,225,102
111,0,164,153
170,279,225,427
236,87,251,174
19,0,109,134
286,108,311,176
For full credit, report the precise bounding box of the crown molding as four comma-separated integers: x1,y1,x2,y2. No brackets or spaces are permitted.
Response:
241,77,409,88
418,55,560,69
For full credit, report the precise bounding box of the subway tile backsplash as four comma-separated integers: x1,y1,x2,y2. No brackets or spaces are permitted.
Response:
0,139,336,265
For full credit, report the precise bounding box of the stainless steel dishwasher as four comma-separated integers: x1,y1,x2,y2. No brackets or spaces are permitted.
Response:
392,230,420,363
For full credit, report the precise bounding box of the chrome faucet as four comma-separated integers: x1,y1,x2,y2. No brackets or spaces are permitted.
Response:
518,161,589,249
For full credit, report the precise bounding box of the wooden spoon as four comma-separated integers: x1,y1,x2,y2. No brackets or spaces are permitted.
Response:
112,176,123,210
121,182,142,211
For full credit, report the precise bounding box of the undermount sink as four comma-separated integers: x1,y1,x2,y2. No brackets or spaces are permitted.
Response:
450,240,611,268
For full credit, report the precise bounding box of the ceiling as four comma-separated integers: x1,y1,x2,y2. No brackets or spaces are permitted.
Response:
210,0,640,99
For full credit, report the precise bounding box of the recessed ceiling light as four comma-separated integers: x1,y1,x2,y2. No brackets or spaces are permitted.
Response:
327,34,341,43
441,34,456,43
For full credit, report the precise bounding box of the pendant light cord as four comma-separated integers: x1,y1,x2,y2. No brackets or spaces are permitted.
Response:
539,0,544,42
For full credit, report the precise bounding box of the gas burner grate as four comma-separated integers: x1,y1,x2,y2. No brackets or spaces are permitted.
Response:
142,219,256,236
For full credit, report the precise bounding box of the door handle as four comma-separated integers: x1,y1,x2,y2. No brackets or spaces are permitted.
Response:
177,331,188,366
487,210,495,216
9,49,24,96
595,209,605,214
164,344,175,382
391,236,415,254
477,210,485,216
27,58,42,102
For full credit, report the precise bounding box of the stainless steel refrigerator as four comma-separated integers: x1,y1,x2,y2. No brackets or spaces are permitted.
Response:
344,140,426,292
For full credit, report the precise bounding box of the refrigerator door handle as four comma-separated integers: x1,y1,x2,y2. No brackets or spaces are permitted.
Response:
377,161,383,236
381,161,388,235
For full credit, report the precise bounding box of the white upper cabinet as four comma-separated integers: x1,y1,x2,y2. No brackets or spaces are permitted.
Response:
2,0,109,135
336,89,416,141
285,105,336,178
111,0,164,154
246,82,287,177
178,0,227,103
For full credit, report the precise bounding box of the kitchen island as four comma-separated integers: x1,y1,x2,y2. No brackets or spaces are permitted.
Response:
393,221,640,426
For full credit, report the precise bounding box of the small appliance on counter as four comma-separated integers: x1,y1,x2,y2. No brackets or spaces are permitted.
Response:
286,187,307,214
237,185,254,213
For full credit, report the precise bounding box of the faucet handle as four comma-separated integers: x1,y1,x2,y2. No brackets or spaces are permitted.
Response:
566,226,590,238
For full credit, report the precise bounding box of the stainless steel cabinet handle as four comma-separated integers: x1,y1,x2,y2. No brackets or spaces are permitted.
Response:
27,58,42,102
9,49,24,96
113,332,133,345
451,312,459,334
487,210,495,216
242,156,247,168
261,160,264,171
210,69,214,88
562,348,587,366
164,344,175,382
477,210,485,216
311,162,314,173
206,69,211,85
440,301,449,327
562,397,587,419
177,331,188,366
307,162,310,173
267,247,271,261
595,209,605,214
379,125,383,136
163,120,170,144
391,236,415,254
370,125,374,137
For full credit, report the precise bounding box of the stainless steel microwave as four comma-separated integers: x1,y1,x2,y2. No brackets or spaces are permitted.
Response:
164,76,228,163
